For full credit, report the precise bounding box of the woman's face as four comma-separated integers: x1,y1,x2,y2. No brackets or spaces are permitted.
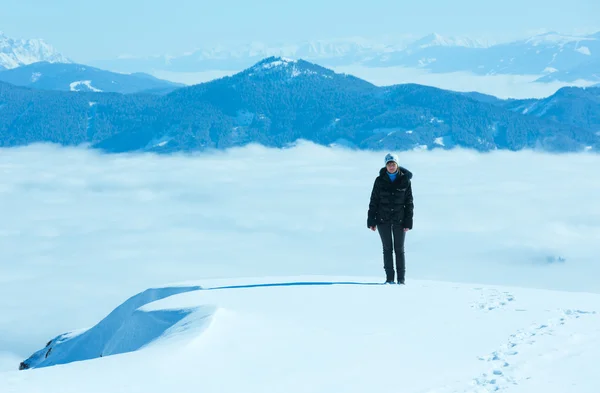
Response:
386,161,398,172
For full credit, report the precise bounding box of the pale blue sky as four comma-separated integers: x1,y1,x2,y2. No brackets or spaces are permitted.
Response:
1,0,598,62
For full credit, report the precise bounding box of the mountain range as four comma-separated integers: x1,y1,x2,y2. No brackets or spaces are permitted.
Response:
2,31,599,84
88,32,600,83
0,56,598,154
0,62,184,94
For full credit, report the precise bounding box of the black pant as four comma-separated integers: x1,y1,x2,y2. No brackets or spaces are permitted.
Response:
377,222,406,282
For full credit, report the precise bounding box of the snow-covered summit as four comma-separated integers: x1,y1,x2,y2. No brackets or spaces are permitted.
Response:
245,56,336,80
10,276,600,393
0,31,70,69
253,56,297,69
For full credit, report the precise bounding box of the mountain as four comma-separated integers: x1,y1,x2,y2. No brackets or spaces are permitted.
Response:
501,86,600,131
90,38,400,74
91,32,600,83
458,91,508,105
365,31,600,78
10,276,600,392
535,58,600,83
0,62,184,94
89,34,490,74
0,31,69,70
0,57,598,153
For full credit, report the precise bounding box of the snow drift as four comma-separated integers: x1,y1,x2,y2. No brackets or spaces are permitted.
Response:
19,284,208,369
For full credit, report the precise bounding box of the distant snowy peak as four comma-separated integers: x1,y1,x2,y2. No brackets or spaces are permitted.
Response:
523,31,598,47
291,38,391,57
0,31,70,69
182,39,390,62
193,35,486,61
407,33,493,50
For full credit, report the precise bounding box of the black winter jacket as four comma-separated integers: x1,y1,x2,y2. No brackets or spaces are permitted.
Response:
367,166,414,229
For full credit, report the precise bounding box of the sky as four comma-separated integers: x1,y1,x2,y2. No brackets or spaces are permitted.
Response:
0,142,599,364
0,0,599,61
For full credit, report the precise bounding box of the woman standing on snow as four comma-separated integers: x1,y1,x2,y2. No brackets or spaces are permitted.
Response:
367,153,414,285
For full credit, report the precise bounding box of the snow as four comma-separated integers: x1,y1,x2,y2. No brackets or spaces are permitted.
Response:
69,80,102,92
525,32,596,47
20,284,203,369
1,143,600,392
575,46,591,56
7,277,600,393
144,135,172,149
521,101,539,114
30,72,41,83
249,57,327,80
418,57,437,66
410,33,492,49
260,57,297,69
0,31,69,69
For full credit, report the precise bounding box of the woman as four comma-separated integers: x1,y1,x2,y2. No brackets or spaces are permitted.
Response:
367,153,414,284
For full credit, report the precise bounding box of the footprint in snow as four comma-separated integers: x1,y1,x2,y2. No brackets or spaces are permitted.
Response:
471,288,515,312
465,307,596,392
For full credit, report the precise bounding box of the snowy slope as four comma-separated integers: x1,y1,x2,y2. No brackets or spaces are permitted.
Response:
6,276,600,393
0,61,183,94
0,31,69,69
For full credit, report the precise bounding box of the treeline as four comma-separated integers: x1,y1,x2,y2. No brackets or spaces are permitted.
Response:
0,62,598,154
